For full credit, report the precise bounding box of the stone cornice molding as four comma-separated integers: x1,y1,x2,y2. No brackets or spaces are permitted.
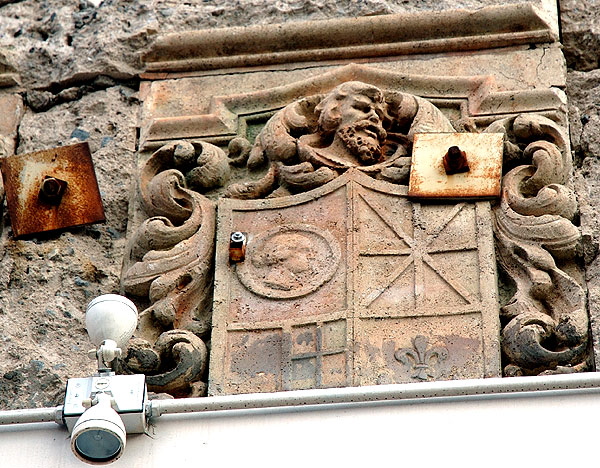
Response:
139,63,566,150
143,3,557,76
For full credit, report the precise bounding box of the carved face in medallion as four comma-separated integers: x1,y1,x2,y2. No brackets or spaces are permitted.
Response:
236,224,341,299
251,233,316,291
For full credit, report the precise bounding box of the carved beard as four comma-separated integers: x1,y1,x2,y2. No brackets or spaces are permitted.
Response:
336,120,386,165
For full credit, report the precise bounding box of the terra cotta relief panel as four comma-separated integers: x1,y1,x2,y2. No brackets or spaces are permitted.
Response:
209,171,501,395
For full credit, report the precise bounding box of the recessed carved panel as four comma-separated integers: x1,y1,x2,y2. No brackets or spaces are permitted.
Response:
209,170,501,395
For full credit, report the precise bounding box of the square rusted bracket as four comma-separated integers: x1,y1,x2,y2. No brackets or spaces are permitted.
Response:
0,142,106,238
408,133,504,200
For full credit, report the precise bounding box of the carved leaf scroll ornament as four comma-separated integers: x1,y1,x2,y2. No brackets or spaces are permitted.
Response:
487,114,589,375
225,81,454,199
121,141,220,395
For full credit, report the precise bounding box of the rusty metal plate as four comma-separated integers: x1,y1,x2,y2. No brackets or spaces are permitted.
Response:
1,142,105,238
408,133,504,199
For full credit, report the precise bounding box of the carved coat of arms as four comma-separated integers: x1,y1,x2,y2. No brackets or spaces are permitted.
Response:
209,169,501,394
122,71,589,397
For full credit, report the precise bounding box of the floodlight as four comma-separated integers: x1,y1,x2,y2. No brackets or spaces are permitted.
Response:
62,294,147,465
86,294,138,348
85,294,138,372
70,393,126,464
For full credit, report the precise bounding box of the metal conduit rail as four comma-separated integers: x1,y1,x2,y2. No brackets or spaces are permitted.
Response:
0,406,63,425
2,373,600,427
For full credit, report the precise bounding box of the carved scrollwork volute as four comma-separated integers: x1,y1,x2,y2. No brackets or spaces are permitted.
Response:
488,114,589,375
121,140,220,395
126,330,208,397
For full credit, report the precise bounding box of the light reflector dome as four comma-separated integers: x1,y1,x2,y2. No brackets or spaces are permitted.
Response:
85,294,138,348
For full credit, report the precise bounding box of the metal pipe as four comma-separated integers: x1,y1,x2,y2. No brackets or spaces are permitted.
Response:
0,405,63,426
149,372,600,419
3,373,600,426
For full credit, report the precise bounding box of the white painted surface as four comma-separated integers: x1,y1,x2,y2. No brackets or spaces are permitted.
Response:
0,377,597,467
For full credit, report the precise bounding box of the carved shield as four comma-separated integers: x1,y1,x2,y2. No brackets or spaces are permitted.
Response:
209,169,501,395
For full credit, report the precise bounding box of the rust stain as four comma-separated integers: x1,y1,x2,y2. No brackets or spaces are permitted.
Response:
443,146,470,175
408,133,503,200
0,142,106,238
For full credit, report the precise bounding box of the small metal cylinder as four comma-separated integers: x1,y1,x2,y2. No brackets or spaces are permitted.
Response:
229,231,247,262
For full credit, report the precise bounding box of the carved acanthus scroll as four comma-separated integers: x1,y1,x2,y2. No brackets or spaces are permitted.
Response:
489,114,589,375
121,141,221,395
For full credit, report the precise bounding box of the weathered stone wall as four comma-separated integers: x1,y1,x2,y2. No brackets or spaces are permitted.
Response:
562,0,600,370
0,0,597,409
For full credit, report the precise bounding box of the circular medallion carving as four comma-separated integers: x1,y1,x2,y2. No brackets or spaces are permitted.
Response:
236,224,341,299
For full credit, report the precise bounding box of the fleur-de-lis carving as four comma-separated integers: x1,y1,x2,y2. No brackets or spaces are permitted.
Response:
394,335,448,381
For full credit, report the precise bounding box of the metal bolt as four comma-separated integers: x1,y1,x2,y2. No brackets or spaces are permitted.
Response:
229,231,247,263
39,176,68,205
443,146,470,175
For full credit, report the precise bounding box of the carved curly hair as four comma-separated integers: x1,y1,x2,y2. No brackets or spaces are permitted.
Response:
314,81,385,136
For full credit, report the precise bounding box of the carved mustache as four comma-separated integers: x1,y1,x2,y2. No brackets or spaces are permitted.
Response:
342,120,387,141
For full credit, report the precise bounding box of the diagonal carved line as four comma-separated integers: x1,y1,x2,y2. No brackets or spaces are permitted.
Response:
363,254,414,308
291,349,346,359
423,203,466,248
422,252,478,305
359,192,414,249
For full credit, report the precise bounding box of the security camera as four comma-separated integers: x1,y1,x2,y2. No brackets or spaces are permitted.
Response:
63,374,147,465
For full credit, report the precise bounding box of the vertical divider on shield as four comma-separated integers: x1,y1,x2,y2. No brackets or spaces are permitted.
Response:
475,201,502,377
208,197,233,396
412,202,426,312
347,176,356,387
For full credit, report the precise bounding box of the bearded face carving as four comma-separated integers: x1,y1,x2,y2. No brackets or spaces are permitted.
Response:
226,81,454,199
307,81,388,166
